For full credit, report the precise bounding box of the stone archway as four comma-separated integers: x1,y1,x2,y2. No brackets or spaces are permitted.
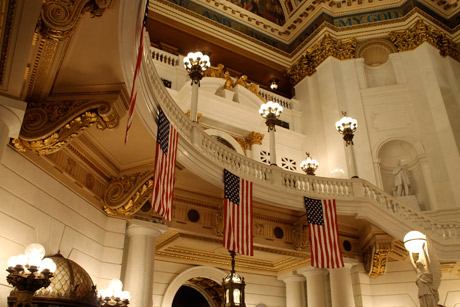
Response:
161,266,227,307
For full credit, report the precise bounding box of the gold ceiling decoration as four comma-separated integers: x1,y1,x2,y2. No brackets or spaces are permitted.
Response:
39,0,112,41
292,219,309,251
287,34,357,85
389,19,459,61
103,172,154,216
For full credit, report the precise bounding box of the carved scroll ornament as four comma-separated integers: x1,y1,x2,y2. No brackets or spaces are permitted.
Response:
363,242,392,277
287,34,357,85
389,19,459,61
39,0,113,41
11,99,119,155
103,171,154,216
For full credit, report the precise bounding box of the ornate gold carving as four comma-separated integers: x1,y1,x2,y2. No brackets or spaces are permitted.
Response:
203,63,225,78
11,111,101,155
287,34,357,85
39,0,112,41
103,171,154,216
390,19,459,61
245,131,264,147
364,242,392,277
292,219,308,251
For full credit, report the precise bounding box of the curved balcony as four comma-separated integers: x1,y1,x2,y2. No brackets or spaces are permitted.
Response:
133,32,460,261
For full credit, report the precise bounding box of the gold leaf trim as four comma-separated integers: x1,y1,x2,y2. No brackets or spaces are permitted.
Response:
11,111,100,155
287,34,357,85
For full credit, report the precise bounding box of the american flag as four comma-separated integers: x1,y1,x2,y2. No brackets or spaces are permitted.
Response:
304,196,344,269
124,0,149,144
151,108,178,220
223,169,253,256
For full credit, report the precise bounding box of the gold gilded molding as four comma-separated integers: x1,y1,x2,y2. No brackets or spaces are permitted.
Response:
287,34,357,85
364,242,392,277
13,90,124,155
39,0,112,41
390,19,459,61
103,171,154,216
11,111,101,155
245,131,264,147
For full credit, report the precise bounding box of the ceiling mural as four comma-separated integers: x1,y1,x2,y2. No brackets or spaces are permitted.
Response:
158,0,460,55
227,0,286,25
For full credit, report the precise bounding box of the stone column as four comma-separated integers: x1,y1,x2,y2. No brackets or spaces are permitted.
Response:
0,97,26,162
298,267,328,307
279,274,306,307
329,263,356,307
122,220,167,307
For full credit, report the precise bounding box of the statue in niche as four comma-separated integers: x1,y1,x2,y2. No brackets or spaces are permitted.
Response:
408,238,441,307
393,160,411,197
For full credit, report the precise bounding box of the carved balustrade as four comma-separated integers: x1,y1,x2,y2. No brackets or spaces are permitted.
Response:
135,31,460,255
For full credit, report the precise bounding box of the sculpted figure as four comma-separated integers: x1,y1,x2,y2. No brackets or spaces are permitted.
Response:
224,72,234,89
235,75,248,87
393,160,411,197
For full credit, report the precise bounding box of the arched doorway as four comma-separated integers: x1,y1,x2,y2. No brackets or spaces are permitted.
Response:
172,277,223,307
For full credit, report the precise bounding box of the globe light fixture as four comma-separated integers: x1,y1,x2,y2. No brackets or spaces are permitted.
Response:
183,51,210,86
269,78,279,90
403,231,427,253
335,111,359,178
300,152,319,175
6,243,56,307
98,279,131,307
259,101,283,166
183,51,210,123
222,251,246,307
335,111,358,146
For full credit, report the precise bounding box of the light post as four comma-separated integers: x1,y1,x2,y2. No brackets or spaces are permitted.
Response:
183,51,210,122
259,101,283,166
6,243,56,307
222,251,246,307
335,112,358,178
98,279,131,306
300,152,319,175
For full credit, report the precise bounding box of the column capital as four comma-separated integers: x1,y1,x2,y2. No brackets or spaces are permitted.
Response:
277,272,305,283
297,266,328,278
126,219,167,238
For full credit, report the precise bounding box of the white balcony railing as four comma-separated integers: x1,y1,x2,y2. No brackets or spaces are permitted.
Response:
137,32,460,260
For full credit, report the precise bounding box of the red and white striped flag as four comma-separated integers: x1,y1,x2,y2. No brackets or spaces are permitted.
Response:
151,108,178,220
124,0,149,144
223,169,253,256
304,196,344,269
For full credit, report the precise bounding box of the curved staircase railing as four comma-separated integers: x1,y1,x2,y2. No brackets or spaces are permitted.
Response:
136,32,460,260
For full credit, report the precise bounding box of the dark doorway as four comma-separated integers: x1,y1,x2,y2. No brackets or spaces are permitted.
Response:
172,285,210,307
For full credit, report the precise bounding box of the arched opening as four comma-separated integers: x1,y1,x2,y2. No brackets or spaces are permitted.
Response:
377,139,430,210
172,277,223,307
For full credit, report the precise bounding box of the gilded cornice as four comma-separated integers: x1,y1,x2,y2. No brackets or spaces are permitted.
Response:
38,0,112,41
287,34,357,85
390,19,459,60
103,171,154,216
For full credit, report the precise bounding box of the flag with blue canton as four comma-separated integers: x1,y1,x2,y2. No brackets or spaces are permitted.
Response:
223,169,253,256
151,107,178,221
304,196,344,269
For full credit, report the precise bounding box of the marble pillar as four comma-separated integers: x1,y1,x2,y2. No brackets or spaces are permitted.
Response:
279,274,306,307
329,263,356,307
299,267,328,307
122,220,167,307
